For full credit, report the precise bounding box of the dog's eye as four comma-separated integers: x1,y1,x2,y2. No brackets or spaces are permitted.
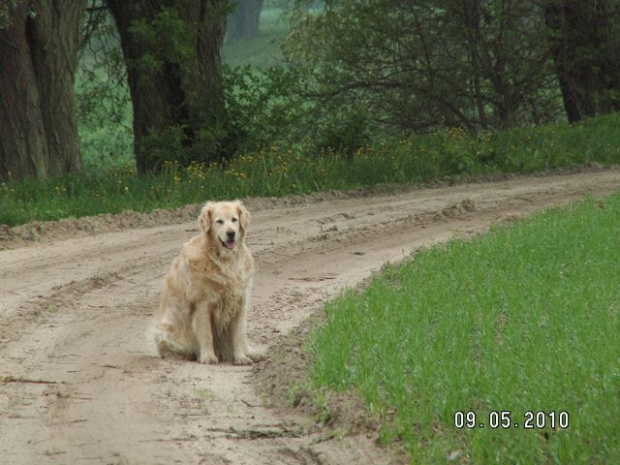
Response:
215,219,224,225
231,217,238,223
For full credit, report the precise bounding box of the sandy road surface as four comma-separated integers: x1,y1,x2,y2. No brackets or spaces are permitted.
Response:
1,169,619,464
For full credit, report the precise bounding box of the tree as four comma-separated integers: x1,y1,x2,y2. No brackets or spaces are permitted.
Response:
107,0,231,173
445,0,558,128
284,0,559,137
227,0,264,41
0,0,85,181
544,0,620,122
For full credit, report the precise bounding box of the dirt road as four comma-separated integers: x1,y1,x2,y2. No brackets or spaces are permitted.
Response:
1,169,618,465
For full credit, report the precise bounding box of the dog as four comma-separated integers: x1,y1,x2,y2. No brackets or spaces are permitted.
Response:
151,200,263,365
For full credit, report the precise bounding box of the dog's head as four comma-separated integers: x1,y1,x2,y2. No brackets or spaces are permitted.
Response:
198,200,250,252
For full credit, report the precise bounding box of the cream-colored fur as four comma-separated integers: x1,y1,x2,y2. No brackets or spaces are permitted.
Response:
151,200,262,365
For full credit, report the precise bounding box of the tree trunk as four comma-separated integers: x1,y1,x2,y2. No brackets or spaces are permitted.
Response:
544,0,620,122
108,0,228,173
0,1,84,181
227,0,263,41
458,0,489,129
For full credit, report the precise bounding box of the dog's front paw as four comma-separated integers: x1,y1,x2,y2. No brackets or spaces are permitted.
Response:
199,352,219,365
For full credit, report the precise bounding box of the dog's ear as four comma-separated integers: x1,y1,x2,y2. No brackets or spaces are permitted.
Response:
235,201,251,231
198,202,214,233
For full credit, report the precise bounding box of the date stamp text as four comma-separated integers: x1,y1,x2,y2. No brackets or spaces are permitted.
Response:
453,411,569,430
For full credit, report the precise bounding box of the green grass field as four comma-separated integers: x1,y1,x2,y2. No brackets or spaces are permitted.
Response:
309,193,620,464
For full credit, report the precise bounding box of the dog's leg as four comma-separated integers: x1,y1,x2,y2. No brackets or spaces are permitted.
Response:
230,303,265,365
230,312,253,365
192,303,218,364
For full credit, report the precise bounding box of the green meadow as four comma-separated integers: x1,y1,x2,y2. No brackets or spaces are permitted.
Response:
309,193,620,464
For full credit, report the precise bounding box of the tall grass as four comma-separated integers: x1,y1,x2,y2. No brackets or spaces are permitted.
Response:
309,193,620,464
2,112,619,227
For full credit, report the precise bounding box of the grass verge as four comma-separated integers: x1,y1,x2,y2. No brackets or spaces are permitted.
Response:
309,193,620,464
1,113,620,227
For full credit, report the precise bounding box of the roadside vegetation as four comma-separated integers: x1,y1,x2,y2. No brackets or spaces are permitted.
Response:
2,112,619,227
309,193,620,464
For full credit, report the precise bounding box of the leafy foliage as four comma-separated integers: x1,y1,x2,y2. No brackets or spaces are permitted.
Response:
283,0,562,135
128,8,195,77
71,1,620,173
222,64,311,152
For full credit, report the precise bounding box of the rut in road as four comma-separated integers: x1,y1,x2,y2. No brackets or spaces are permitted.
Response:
0,169,618,464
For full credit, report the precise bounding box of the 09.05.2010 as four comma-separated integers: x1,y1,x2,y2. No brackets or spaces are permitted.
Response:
453,410,569,429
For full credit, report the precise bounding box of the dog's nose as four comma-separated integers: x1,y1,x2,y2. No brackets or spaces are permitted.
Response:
226,230,236,240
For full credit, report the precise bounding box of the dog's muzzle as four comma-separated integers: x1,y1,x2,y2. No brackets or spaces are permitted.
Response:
220,231,237,250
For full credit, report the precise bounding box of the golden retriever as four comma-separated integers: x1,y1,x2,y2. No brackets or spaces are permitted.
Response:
151,200,262,365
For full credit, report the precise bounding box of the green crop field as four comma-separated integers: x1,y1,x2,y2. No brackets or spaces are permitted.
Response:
309,193,620,464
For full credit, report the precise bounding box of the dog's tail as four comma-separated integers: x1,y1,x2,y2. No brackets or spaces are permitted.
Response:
147,323,197,361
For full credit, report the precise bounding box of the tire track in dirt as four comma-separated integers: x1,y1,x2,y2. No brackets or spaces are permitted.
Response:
0,169,618,464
